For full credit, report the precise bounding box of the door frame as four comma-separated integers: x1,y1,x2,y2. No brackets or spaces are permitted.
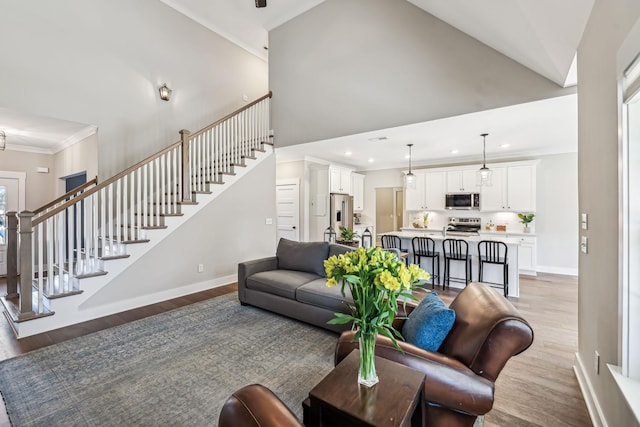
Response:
0,171,26,277
276,178,300,242
0,171,26,213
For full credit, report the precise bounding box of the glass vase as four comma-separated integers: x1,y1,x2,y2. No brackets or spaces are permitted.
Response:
358,330,379,387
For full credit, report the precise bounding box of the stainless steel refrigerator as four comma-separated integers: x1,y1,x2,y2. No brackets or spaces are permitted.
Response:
330,193,354,234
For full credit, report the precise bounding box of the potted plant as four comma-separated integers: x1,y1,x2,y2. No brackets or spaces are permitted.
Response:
517,213,535,233
338,226,359,247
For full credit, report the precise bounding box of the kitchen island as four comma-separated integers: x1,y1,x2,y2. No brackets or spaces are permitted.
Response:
382,230,521,297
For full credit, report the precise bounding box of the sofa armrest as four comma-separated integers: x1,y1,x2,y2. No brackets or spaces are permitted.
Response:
237,256,278,303
335,331,494,416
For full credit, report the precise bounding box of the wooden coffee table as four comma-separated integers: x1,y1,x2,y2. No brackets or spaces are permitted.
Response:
306,350,425,427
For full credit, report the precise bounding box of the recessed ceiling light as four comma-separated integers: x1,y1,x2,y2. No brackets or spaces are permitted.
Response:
451,149,459,154
367,136,388,142
345,151,352,156
368,158,375,163
500,143,510,148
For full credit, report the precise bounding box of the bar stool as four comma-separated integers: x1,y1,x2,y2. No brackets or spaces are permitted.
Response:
411,237,440,289
381,235,409,265
442,238,472,289
477,240,509,297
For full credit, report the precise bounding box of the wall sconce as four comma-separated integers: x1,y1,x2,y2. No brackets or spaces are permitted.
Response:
159,84,172,101
0,130,6,151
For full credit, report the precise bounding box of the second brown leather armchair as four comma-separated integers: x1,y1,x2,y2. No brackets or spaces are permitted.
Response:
335,282,534,427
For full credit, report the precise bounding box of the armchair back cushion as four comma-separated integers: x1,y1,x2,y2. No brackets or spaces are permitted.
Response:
438,282,534,382
276,239,329,277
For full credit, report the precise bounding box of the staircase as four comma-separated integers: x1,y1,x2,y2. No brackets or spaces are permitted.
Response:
1,92,273,338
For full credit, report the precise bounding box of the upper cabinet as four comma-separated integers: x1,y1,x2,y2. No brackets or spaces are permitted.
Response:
405,171,445,211
329,166,352,194
446,169,478,193
480,164,536,212
352,173,365,211
405,172,427,211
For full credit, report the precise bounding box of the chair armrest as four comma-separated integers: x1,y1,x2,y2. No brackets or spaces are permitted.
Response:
335,331,494,416
218,384,302,427
237,256,278,302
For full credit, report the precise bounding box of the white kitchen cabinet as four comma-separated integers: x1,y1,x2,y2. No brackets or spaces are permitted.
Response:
506,165,536,212
446,169,478,193
480,167,506,211
480,164,536,212
329,166,352,194
352,173,365,211
424,171,445,210
405,171,445,211
517,236,537,276
405,171,427,211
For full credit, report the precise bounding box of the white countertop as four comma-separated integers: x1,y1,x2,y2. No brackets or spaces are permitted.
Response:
382,230,522,245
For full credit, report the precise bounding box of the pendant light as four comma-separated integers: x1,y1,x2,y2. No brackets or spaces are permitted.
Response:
477,133,492,187
405,143,416,189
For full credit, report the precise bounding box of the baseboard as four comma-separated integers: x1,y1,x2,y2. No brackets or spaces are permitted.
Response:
537,265,578,276
574,352,608,427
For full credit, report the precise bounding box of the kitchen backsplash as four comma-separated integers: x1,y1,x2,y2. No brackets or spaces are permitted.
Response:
408,210,534,233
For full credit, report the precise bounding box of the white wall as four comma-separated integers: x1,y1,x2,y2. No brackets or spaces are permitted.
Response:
577,1,640,426
536,153,579,275
269,0,573,148
53,133,99,195
0,150,55,210
0,0,268,179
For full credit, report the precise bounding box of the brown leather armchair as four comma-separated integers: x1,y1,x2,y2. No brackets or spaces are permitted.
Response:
218,384,302,427
335,282,534,427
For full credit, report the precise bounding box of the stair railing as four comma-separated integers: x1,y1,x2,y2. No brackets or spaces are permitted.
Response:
32,176,98,220
10,92,272,320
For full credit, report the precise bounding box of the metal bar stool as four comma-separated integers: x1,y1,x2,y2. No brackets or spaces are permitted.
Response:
411,236,440,288
380,235,409,265
477,240,509,297
442,238,472,289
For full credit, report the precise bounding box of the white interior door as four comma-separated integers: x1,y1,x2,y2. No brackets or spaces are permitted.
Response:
0,175,24,276
276,180,300,241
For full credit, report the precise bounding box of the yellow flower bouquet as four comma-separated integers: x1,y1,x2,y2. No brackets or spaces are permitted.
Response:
324,246,429,386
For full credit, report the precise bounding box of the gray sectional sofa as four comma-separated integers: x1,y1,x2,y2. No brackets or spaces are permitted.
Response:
237,239,356,333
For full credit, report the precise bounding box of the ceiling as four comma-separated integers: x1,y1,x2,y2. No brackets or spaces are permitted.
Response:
0,108,96,154
2,0,592,161
275,94,578,171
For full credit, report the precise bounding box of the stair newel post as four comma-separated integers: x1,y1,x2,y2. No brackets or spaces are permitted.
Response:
5,211,19,299
180,129,192,204
18,211,36,319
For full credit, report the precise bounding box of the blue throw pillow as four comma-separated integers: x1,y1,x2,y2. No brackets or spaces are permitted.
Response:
402,292,456,352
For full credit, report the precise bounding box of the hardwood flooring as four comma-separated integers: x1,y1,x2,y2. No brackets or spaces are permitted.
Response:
0,275,591,426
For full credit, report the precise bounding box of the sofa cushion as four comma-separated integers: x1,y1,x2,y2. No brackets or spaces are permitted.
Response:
276,239,329,277
296,278,354,313
402,292,456,352
328,243,355,258
246,270,321,299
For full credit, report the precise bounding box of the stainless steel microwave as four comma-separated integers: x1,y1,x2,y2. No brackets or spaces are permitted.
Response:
445,193,480,210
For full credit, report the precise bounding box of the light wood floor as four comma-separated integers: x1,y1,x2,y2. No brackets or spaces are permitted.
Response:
0,275,591,426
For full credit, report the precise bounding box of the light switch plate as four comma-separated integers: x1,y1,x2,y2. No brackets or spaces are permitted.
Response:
581,213,588,230
581,236,588,253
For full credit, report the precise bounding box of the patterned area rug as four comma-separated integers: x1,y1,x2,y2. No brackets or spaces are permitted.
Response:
0,294,337,426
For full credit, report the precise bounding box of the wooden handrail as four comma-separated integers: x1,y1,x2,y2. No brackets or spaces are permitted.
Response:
189,91,272,139
33,176,98,215
32,92,272,226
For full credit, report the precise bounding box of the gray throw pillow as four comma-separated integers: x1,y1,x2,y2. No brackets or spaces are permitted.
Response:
276,239,329,277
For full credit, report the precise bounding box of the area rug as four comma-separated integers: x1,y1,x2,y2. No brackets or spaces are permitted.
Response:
0,294,338,426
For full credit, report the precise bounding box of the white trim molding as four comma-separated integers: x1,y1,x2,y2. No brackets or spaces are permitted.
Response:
574,352,607,427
